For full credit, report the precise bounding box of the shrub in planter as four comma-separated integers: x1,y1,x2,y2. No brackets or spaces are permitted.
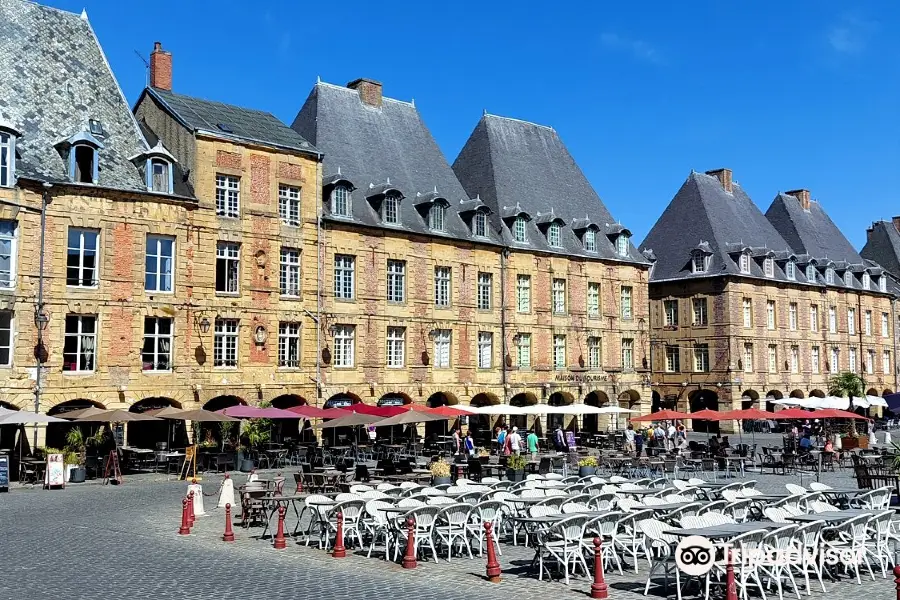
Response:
430,458,452,486
578,456,598,478
506,453,527,482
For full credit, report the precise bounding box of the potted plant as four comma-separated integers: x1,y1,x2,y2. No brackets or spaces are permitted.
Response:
64,428,87,483
477,447,490,463
506,453,527,482
430,458,452,486
238,419,270,472
578,456,598,478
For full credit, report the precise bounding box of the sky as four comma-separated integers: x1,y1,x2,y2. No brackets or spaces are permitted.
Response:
45,0,900,249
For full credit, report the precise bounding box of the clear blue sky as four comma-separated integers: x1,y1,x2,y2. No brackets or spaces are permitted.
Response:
48,0,900,249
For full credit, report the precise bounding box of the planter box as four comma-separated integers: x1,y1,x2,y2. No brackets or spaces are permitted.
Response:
506,468,525,482
431,476,452,487
858,435,870,450
239,458,255,473
578,466,596,478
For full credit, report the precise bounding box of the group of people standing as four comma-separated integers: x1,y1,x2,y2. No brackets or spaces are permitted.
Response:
623,421,687,456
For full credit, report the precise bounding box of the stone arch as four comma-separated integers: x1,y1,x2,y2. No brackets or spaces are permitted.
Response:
651,390,662,413
548,391,576,432
866,388,879,397
509,392,538,430
426,392,459,407
131,389,193,410
583,390,611,433
688,389,719,433
268,394,313,444
46,399,107,451
618,389,641,408
789,389,805,399
270,394,307,409
470,392,501,407
378,392,413,406
469,392,501,433
809,389,826,398
0,401,19,454
324,392,362,408
548,391,575,406
764,390,783,412
127,397,184,449
203,395,246,411
884,389,894,396
740,390,760,409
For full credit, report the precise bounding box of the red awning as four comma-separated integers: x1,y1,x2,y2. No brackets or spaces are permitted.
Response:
424,405,476,417
770,408,817,419
718,408,776,420
341,404,408,418
814,409,872,420
630,409,689,422
689,409,725,421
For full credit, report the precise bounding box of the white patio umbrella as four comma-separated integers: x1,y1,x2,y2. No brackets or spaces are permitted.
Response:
595,406,638,414
0,411,67,424
468,404,528,415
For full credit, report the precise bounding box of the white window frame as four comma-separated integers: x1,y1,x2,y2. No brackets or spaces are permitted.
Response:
552,279,566,314
744,343,753,373
587,282,600,317
693,343,708,372
621,286,633,319
882,312,889,338
811,346,820,374
844,271,853,287
665,345,679,373
867,350,875,375
880,276,888,293
829,306,837,333
584,229,596,252
145,234,175,293
0,132,14,188
743,298,752,328
334,254,355,300
862,272,870,289
434,266,451,307
516,333,531,369
616,235,629,257
884,350,891,375
588,337,601,369
142,316,173,372
386,260,406,303
473,212,487,237
548,222,561,247
477,272,493,310
279,247,301,297
786,261,795,280
386,327,406,368
825,268,835,284
0,220,16,289
147,158,173,194
553,335,566,370
806,264,816,282
215,174,240,218
331,185,351,217
810,305,818,332
739,253,750,274
0,311,11,367
213,318,239,368
429,203,446,232
790,345,799,373
63,314,96,373
516,275,531,313
763,257,774,278
665,299,679,326
767,345,777,373
477,331,493,369
382,193,401,225
849,347,857,372
433,329,451,369
67,228,99,288
789,303,797,330
333,324,355,368
692,254,707,274
766,300,775,330
622,338,634,370
865,310,872,336
215,242,240,294
831,348,839,373
692,297,708,325
278,184,301,227
848,308,856,335
278,322,301,368
513,217,527,243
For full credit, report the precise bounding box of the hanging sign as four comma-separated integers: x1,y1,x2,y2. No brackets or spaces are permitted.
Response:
44,453,65,489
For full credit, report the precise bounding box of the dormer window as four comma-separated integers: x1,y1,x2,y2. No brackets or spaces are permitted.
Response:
786,260,796,281
615,234,628,257
513,216,527,243
428,202,446,232
382,192,401,225
862,272,870,289
692,254,709,274
763,257,774,278
148,159,172,193
739,253,751,274
825,267,835,284
547,222,561,247
806,264,816,282
72,144,97,184
880,276,888,293
844,271,853,287
473,212,487,237
583,229,596,252
332,184,351,217
0,130,15,188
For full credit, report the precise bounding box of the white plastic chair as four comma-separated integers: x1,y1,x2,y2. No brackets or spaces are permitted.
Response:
760,524,801,600
637,518,683,600
535,514,591,584
434,503,473,561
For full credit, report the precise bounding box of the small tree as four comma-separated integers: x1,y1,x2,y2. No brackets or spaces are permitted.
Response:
829,371,865,435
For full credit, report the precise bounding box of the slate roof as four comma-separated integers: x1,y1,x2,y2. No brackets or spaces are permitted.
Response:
144,87,318,157
861,220,900,279
452,114,646,263
0,0,150,191
291,81,499,243
764,192,863,264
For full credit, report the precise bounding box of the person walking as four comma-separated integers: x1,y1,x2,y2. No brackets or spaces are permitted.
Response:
624,424,636,454
507,426,522,455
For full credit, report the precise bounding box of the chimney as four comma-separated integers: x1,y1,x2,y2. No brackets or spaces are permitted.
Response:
786,189,811,211
149,42,172,91
892,217,900,234
705,168,733,193
347,78,383,107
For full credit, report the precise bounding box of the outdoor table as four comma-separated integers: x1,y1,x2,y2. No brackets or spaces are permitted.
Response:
746,493,790,502
785,509,873,523
642,502,690,512
260,493,307,539
721,456,746,478
666,521,782,539
618,488,659,498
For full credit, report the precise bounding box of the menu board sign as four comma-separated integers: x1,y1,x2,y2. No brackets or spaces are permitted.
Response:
45,453,65,488
0,454,8,491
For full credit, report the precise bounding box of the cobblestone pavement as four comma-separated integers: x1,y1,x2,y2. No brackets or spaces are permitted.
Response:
0,452,896,599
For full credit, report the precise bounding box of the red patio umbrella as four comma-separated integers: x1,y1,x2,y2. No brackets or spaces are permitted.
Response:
341,404,408,418
421,405,475,417
286,406,332,419
770,408,816,419
720,408,776,420
217,406,299,419
814,409,871,420
689,409,726,421
630,409,689,422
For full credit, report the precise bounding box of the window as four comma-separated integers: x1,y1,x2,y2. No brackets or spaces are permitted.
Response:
215,242,240,294
548,222,561,247
884,350,891,375
477,272,492,310
786,261,795,280
831,347,839,373
72,144,97,183
880,276,888,293
849,347,857,372
552,279,566,314
693,343,709,372
848,308,856,335
790,346,799,373
429,203,446,232
334,255,355,299
616,235,629,257
692,254,707,274
386,327,405,368
0,220,16,288
434,266,451,307
766,300,775,330
621,286,633,319
828,306,837,333
825,268,835,284
513,217,527,243
0,132,13,187
789,303,797,330
473,212,487,237
806,264,816,282
844,271,853,287
692,298,708,325
516,333,531,369
142,317,172,371
278,184,300,227
865,310,872,336
623,338,634,370
767,345,777,373
331,185,351,217
743,343,753,373
145,235,174,293
763,257,774,278
63,315,96,372
213,318,238,367
278,322,301,368
477,332,493,369
665,345,680,372
587,282,601,317
664,300,679,326
862,272,870,289
810,305,819,332
387,260,406,303
66,228,98,287
279,248,301,297
811,346,820,374
743,298,752,328
382,192,401,225
584,229,596,252
333,324,355,368
867,350,875,375
149,159,171,193
739,253,750,274
516,275,531,313
882,312,889,338
215,174,240,218
433,329,451,368
588,337,601,369
553,335,566,370
0,312,10,366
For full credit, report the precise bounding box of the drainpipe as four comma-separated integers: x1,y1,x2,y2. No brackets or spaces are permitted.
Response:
33,183,51,447
892,297,898,393
500,248,509,405
315,160,322,407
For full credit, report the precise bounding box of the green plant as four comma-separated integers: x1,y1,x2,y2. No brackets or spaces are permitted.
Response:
829,372,866,435
578,456,598,468
507,453,527,471
430,458,451,478
219,420,236,450
64,428,86,465
241,419,271,449
44,447,79,466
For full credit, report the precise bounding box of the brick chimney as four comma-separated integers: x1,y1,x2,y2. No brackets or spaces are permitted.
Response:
347,78,383,107
149,42,172,91
705,168,733,193
786,189,811,211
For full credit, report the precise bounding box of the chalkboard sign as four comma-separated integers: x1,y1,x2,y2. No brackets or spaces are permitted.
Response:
565,431,577,451
45,453,65,489
113,424,125,448
0,454,8,492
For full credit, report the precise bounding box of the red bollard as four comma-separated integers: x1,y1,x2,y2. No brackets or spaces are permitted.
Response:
726,548,737,600
484,522,501,583
187,491,195,527
178,497,190,535
223,503,235,542
295,473,303,494
273,505,287,549
893,563,900,600
332,511,346,558
402,517,417,569
591,537,609,599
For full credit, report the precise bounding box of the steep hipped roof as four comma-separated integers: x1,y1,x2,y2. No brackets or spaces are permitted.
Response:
861,220,900,279
640,171,796,282
0,0,149,190
143,87,318,156
764,192,863,263
291,81,498,243
452,114,645,263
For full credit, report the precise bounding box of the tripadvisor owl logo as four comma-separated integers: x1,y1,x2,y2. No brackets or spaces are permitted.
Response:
675,536,716,576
